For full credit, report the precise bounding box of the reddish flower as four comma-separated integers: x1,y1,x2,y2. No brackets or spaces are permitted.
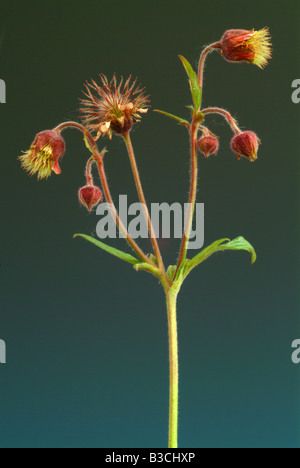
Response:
19,130,65,180
80,74,150,140
79,185,103,212
231,131,260,162
197,135,219,159
221,28,272,69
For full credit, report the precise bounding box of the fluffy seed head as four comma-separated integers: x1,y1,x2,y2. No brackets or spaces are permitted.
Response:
221,28,272,69
19,130,66,180
231,131,261,162
79,185,103,212
80,74,150,140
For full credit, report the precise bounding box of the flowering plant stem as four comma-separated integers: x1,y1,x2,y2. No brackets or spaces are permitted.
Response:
54,122,153,266
165,286,179,448
198,42,221,89
20,27,271,447
175,123,199,277
201,107,241,134
123,131,180,445
122,132,169,284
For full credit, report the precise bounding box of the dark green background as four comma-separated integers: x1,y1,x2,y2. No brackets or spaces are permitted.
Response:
0,0,299,448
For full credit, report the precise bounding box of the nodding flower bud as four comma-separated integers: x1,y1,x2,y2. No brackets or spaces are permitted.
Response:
197,135,219,159
231,131,260,162
220,28,272,69
19,130,66,180
79,185,103,212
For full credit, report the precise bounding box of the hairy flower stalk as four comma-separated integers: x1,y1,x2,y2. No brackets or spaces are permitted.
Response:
19,27,272,449
198,42,222,91
201,107,242,134
122,131,169,284
55,121,153,267
80,73,168,282
175,123,199,276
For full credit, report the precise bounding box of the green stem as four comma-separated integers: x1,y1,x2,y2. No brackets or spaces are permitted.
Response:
165,287,179,448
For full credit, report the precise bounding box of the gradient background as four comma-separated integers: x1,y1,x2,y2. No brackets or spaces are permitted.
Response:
0,0,299,448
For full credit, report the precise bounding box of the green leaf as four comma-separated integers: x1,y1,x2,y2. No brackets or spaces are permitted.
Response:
186,105,195,113
219,237,257,264
154,109,189,126
179,55,202,111
183,237,256,278
74,234,140,265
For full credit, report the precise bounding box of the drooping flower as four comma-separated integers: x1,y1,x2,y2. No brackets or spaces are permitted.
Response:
231,131,261,162
19,130,66,180
79,185,103,212
197,135,219,159
80,74,150,140
220,28,272,69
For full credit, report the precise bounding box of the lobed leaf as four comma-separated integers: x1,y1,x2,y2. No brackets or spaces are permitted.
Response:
183,237,257,278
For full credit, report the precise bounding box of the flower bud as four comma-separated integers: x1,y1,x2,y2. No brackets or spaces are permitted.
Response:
197,135,219,159
79,185,103,212
220,28,272,69
231,131,260,162
19,130,66,180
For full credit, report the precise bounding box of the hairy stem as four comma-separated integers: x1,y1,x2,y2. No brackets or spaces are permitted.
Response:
165,287,179,448
54,122,153,266
201,107,241,134
122,132,169,284
85,157,94,185
175,123,198,275
198,42,221,92
94,156,153,266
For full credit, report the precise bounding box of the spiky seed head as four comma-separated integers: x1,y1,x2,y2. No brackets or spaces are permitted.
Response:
80,74,150,140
